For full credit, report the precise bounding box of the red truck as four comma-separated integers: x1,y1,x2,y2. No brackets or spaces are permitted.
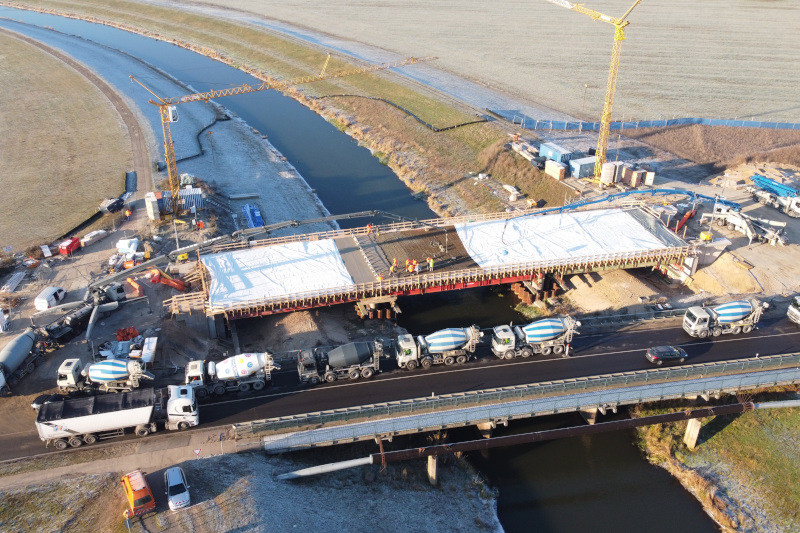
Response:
58,237,81,256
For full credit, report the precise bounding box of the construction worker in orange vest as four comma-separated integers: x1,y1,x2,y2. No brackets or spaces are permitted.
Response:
124,209,131,221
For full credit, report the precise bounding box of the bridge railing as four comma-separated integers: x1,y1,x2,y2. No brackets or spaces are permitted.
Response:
233,353,800,439
577,308,686,329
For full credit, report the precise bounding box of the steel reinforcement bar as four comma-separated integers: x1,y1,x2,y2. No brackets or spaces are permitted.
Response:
234,353,800,441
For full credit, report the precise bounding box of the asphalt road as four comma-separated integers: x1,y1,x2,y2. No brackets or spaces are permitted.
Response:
5,316,798,462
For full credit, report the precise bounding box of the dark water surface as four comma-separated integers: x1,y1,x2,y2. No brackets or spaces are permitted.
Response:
0,8,719,532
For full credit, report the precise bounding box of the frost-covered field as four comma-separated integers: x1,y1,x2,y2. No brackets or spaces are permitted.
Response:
178,0,800,123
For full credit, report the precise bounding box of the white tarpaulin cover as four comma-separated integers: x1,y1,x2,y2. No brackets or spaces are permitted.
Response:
455,209,673,267
203,240,354,305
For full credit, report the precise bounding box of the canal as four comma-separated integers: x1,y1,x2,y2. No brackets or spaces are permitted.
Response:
0,8,719,531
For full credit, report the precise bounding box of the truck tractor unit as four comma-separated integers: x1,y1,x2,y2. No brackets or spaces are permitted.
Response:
35,385,198,449
788,296,800,326
746,174,800,218
682,299,763,338
490,316,580,359
57,358,154,394
297,340,384,385
0,328,42,396
395,326,483,370
185,352,278,399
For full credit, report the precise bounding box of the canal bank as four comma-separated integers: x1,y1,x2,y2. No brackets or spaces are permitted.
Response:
0,7,753,532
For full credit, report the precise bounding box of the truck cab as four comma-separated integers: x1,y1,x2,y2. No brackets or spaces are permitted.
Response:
788,296,800,325
490,325,518,357
184,360,209,388
395,334,420,369
297,349,321,385
164,385,199,430
682,307,711,337
56,359,85,392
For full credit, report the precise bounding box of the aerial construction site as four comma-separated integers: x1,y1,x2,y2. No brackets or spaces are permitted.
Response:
1,1,800,532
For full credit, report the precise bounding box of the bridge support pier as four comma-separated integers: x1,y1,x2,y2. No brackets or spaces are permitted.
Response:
427,455,438,486
476,422,493,439
683,418,702,450
579,408,598,425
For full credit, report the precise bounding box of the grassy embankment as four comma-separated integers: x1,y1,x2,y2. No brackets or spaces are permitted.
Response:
0,31,131,252
9,0,573,218
632,388,800,531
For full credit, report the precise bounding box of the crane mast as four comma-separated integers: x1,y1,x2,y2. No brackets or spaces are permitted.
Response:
544,0,642,179
131,55,433,216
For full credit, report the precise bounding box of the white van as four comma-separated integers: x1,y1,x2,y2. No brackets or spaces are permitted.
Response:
34,287,67,311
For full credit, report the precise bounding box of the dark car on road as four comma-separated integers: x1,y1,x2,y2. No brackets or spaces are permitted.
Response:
646,345,688,366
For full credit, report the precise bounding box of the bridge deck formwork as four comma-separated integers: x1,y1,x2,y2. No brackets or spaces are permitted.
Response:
165,206,693,320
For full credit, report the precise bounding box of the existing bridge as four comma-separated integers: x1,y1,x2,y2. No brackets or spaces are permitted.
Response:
165,203,693,322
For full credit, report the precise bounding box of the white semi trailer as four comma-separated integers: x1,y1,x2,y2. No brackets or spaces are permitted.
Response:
490,317,580,359
395,326,483,370
185,352,279,399
35,385,198,449
682,299,763,338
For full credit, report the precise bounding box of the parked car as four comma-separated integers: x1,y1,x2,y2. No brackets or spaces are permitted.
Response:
121,470,156,518
30,393,65,411
33,286,67,311
164,466,190,510
645,345,688,366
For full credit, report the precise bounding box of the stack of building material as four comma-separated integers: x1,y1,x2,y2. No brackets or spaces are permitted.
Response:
545,160,566,180
80,230,107,248
144,192,160,220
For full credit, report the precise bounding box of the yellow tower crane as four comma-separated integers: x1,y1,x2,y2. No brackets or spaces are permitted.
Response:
544,0,642,179
130,55,433,216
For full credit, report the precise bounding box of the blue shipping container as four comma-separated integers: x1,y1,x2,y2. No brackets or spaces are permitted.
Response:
569,156,596,179
538,142,573,164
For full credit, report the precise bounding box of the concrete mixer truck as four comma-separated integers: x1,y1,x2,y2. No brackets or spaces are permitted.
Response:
35,385,198,450
395,326,483,370
682,299,764,338
185,352,279,399
56,358,154,394
0,328,43,396
490,316,580,359
297,340,384,385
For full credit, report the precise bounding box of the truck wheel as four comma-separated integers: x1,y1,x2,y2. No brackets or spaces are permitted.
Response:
213,384,227,396
34,355,45,367
83,434,97,445
196,388,209,400
178,421,190,430
712,328,722,337
742,325,753,334
325,373,337,383
541,346,552,356
520,348,533,358
238,383,250,392
732,326,742,335
698,330,709,339
24,362,35,375
252,381,266,391
405,360,418,371
68,437,83,448
553,345,565,355
135,426,150,437
444,356,455,366
421,358,433,370
456,355,468,365
716,219,725,227
503,350,515,360
53,439,68,450
348,369,361,380
310,376,320,385
361,367,375,379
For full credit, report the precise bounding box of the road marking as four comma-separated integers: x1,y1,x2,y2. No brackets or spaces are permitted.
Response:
212,328,800,408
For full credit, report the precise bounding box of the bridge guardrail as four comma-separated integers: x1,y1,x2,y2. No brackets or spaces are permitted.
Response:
234,353,800,439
